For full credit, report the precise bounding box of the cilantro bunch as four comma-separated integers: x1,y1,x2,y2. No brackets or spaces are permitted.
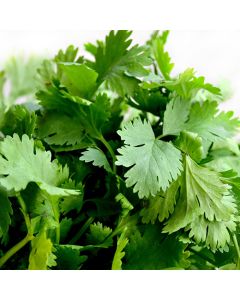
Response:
0,30,240,270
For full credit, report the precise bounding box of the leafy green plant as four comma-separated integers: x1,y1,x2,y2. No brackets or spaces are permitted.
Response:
0,30,240,270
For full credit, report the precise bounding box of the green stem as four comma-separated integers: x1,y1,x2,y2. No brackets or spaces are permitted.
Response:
69,217,94,244
156,133,167,140
0,193,34,269
190,248,217,268
99,135,117,174
51,200,60,244
232,234,240,269
0,233,34,269
17,193,32,234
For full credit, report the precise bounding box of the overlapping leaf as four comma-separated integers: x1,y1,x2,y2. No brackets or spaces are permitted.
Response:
116,118,182,198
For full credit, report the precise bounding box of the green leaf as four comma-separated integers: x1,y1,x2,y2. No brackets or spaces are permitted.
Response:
78,93,111,139
115,193,134,217
112,230,129,270
116,118,182,198
86,222,113,247
151,31,174,79
185,101,240,142
3,55,42,108
60,181,83,214
86,30,151,96
175,131,204,162
60,217,73,242
80,147,112,173
29,230,57,270
0,134,79,196
163,68,221,100
163,98,240,143
163,97,190,136
55,245,87,270
0,186,12,242
123,225,190,270
127,88,168,116
0,105,37,138
140,179,179,224
37,111,87,146
187,195,237,252
59,63,98,98
164,155,231,234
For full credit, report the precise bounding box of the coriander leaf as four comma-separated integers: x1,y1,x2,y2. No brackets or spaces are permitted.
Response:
185,101,240,142
85,30,151,96
86,222,113,247
3,55,42,108
115,193,134,217
60,182,83,215
59,63,98,98
36,79,80,115
123,225,190,270
151,31,174,79
54,45,79,64
163,96,190,136
80,147,112,173
0,186,12,242
163,155,230,234
163,68,221,100
112,230,129,270
140,179,179,224
55,245,87,270
0,134,79,196
127,88,168,116
187,195,237,252
37,111,87,146
0,105,36,137
116,118,182,198
29,230,57,270
175,131,204,163
78,93,111,139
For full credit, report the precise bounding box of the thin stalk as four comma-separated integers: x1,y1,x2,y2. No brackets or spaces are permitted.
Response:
51,200,60,244
17,193,32,233
0,234,33,269
232,234,240,269
156,133,167,140
99,135,117,174
190,247,217,268
0,193,34,269
69,217,94,244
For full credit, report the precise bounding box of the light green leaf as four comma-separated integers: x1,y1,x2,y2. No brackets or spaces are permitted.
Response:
86,30,151,96
116,118,182,198
140,179,179,224
185,101,240,142
163,68,221,100
80,147,112,172
86,222,113,247
175,131,204,162
0,134,79,196
151,31,174,79
187,195,237,252
164,155,230,234
112,230,129,270
163,97,190,136
29,230,57,270
59,63,98,98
